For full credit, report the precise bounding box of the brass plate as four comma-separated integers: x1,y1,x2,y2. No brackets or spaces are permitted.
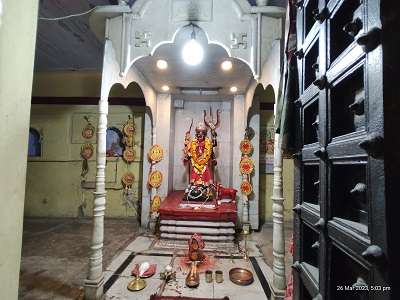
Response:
127,278,146,291
229,268,254,286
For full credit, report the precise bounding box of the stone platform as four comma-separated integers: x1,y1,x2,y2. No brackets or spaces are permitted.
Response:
104,236,273,300
158,191,238,244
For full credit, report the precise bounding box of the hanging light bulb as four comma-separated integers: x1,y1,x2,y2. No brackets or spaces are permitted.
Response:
182,23,204,66
230,86,238,93
156,59,168,70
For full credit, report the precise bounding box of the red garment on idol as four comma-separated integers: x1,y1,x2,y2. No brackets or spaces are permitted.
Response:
190,164,212,184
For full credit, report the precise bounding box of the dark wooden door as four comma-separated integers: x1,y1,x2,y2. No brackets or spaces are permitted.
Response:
292,0,397,299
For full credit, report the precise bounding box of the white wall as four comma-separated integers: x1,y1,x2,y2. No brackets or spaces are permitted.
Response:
0,1,39,298
173,100,233,190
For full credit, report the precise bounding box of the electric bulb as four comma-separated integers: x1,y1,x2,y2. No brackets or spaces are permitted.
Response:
221,60,233,71
182,39,204,66
161,85,170,92
230,86,238,93
156,59,168,70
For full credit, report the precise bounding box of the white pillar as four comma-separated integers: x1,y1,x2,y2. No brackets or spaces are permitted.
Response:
141,108,154,228
271,133,286,292
247,100,260,230
84,34,114,300
232,95,246,223
84,97,108,299
154,93,174,198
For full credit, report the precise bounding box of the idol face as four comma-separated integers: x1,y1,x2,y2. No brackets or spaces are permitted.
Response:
195,130,206,142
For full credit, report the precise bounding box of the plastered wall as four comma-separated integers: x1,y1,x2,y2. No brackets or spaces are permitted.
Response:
259,109,294,223
0,1,39,298
25,105,145,218
173,100,233,190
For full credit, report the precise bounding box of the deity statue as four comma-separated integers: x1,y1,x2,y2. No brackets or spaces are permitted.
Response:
183,109,220,201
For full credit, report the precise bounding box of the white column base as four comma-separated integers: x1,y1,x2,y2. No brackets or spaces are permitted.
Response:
84,276,104,300
270,287,286,300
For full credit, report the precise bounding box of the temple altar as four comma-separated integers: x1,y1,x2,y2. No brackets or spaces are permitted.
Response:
158,190,237,245
86,0,287,298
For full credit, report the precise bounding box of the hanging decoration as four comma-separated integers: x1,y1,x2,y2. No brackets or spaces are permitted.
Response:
80,143,94,178
240,180,253,196
147,144,164,223
123,116,136,136
121,172,135,188
239,128,255,229
82,116,95,139
148,144,164,162
80,143,94,160
123,148,136,163
121,171,137,213
121,116,138,213
240,139,253,155
151,195,162,213
148,170,163,189
239,156,254,175
122,115,136,163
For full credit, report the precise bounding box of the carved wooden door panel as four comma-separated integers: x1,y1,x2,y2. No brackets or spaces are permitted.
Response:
292,0,394,299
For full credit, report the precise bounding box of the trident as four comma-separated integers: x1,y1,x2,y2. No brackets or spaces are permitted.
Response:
204,107,221,131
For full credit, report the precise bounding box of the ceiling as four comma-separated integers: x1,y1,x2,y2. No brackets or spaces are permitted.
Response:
35,0,286,71
35,0,114,71
134,26,253,95
35,0,285,96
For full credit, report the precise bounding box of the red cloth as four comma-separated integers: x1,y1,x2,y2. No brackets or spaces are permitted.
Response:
159,191,237,222
131,264,157,277
285,235,294,300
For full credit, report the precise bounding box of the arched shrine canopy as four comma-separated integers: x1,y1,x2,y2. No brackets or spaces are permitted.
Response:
89,0,285,118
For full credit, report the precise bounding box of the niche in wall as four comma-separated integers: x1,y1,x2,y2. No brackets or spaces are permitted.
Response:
106,127,124,157
28,128,41,157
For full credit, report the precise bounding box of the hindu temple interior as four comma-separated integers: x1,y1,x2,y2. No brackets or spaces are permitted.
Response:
0,0,398,300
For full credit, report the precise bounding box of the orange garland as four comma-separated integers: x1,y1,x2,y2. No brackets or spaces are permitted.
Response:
240,180,253,195
189,137,212,175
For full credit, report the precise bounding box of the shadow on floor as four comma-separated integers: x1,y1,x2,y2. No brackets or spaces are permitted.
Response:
19,218,140,300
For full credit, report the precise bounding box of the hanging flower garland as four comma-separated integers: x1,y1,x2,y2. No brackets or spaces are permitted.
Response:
122,116,136,163
148,144,164,215
240,139,253,155
239,131,254,197
240,180,253,196
80,115,95,179
151,194,162,213
120,115,139,213
148,170,163,188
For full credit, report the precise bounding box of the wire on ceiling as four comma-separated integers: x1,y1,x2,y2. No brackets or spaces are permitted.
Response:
38,7,97,21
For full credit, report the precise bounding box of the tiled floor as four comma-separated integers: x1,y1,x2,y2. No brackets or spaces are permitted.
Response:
19,218,141,300
103,242,270,300
19,218,292,300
